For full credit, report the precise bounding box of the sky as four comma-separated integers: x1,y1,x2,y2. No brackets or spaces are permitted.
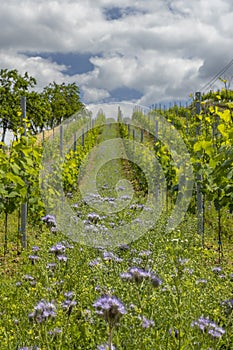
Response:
1,0,233,113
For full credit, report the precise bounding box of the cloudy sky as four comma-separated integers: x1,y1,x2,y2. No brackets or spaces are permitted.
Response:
1,0,233,110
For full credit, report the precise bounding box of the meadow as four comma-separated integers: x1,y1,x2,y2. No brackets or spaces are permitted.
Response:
0,99,233,349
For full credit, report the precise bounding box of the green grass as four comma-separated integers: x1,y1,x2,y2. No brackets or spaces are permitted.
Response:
0,123,232,349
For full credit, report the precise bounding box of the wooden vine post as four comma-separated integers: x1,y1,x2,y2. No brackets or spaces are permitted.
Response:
20,96,27,249
195,92,204,245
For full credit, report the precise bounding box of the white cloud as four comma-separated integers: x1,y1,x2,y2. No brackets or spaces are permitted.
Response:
82,86,110,103
0,0,233,105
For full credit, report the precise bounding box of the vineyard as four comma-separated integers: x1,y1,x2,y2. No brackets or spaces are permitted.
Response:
0,88,233,349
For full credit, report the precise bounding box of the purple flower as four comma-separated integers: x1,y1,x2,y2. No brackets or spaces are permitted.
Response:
118,243,130,251
64,291,74,299
29,300,56,323
49,243,66,255
89,258,102,267
139,315,155,328
56,255,67,262
169,328,179,338
212,267,222,274
120,267,151,284
196,279,208,284
28,255,40,264
24,274,34,281
32,246,40,252
93,295,126,326
97,344,116,350
191,317,225,338
221,299,233,316
103,251,123,263
151,275,163,288
61,291,76,315
61,299,77,315
87,212,100,223
41,214,57,228
18,347,40,350
138,250,152,257
48,328,62,337
46,263,57,270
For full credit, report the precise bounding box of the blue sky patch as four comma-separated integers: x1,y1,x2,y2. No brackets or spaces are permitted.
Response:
109,87,143,101
103,6,146,21
22,52,95,75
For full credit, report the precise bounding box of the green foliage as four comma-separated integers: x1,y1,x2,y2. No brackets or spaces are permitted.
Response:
0,69,36,142
43,82,84,128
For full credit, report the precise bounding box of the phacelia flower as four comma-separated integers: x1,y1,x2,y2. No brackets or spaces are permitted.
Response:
29,299,56,323
191,317,225,338
212,267,222,274
221,299,233,316
41,214,57,228
151,274,163,288
49,242,66,255
93,295,126,326
120,267,151,284
28,255,40,264
97,344,116,350
139,315,155,328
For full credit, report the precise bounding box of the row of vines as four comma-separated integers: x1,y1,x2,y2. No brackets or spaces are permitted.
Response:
118,91,233,252
0,112,100,255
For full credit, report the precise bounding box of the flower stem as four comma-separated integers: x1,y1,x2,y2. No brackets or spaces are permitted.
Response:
108,324,113,350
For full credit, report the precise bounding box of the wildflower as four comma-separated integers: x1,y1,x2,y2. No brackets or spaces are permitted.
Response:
138,250,152,257
49,242,66,255
118,243,130,251
46,262,57,270
221,299,233,316
131,257,142,265
41,214,57,228
29,299,56,323
61,299,77,316
18,347,40,350
169,328,179,338
103,251,123,263
97,344,116,350
61,291,76,315
191,317,225,338
56,255,67,262
139,315,155,328
212,267,222,274
28,255,40,264
151,274,162,288
48,328,62,337
89,258,102,267
120,267,151,284
24,274,34,281
120,195,131,200
32,246,40,252
87,212,101,224
93,295,126,326
196,279,208,284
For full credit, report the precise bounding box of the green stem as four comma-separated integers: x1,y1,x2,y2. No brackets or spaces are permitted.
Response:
108,324,113,350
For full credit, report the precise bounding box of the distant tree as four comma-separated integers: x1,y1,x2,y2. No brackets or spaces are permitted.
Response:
0,69,36,143
26,91,52,134
43,82,84,128
96,108,106,124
